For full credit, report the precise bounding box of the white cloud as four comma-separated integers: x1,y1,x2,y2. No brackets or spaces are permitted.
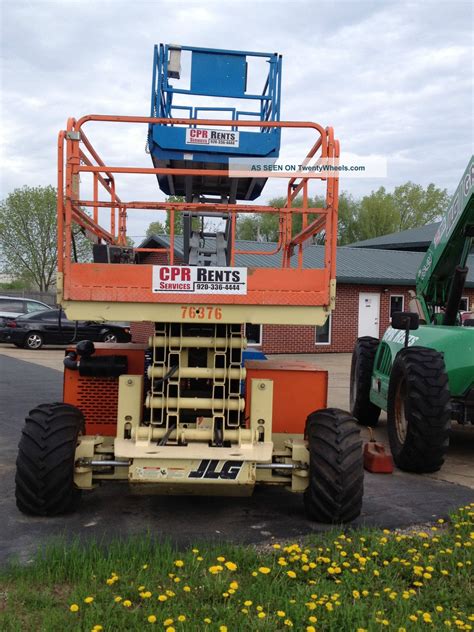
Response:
0,0,472,240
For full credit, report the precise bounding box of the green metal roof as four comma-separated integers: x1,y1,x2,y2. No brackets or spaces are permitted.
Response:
349,223,440,251
140,234,474,288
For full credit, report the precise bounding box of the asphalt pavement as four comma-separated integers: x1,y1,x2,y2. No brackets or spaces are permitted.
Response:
1,352,473,566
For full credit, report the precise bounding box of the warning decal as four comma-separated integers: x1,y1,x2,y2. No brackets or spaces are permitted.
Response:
152,266,247,295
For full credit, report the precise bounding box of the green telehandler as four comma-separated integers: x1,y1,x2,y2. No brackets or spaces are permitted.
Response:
350,156,474,472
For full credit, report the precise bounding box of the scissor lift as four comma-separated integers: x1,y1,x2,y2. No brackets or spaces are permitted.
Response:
15,46,364,523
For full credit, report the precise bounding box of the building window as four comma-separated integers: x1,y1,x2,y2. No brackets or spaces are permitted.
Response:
315,315,331,345
245,324,262,346
460,296,469,311
390,295,404,318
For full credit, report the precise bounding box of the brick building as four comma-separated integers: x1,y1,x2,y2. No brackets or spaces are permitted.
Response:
132,225,474,354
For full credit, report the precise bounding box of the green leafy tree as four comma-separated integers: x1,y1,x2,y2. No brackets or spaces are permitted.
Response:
336,193,361,245
0,185,92,291
165,196,185,235
237,216,260,240
354,187,399,242
392,182,449,231
146,220,166,237
0,186,58,291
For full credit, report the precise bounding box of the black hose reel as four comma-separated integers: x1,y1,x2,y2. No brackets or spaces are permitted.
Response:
64,340,128,377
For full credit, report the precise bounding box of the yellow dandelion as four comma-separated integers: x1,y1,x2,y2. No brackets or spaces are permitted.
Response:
287,570,297,578
158,594,168,602
219,627,227,632
229,581,238,589
84,596,94,604
277,610,286,617
258,612,266,619
177,615,186,622
244,600,253,606
122,600,132,608
114,596,122,603
225,561,237,571
217,556,226,562
174,560,184,568
258,566,271,574
147,615,157,624
165,628,175,632
208,565,223,574
69,604,79,612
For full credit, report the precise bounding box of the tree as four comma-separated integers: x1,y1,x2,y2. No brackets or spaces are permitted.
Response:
165,196,185,235
237,216,259,240
354,187,399,243
0,186,58,291
0,185,92,291
146,220,166,237
392,182,449,232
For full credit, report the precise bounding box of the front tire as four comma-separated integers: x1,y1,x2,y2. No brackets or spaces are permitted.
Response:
304,408,364,523
24,332,43,350
102,330,118,343
15,403,84,516
387,347,451,473
350,337,381,426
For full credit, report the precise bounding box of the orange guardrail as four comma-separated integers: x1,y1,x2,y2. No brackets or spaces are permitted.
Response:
57,116,340,307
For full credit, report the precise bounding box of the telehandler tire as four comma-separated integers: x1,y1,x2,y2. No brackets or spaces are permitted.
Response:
304,408,364,523
15,403,84,516
387,347,451,473
350,336,381,426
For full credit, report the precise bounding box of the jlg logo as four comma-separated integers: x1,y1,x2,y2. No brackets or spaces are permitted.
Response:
188,460,243,480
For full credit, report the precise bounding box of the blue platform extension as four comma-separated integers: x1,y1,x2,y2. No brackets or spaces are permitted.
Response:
149,44,282,203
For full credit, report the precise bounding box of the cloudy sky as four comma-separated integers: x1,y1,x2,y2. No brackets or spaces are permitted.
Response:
1,0,472,241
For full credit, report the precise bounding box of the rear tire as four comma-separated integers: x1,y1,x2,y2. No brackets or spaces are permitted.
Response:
350,337,381,426
15,403,84,516
304,408,364,523
387,347,451,473
24,332,43,350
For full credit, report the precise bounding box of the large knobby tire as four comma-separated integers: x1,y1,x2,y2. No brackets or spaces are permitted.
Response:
15,403,84,516
350,336,381,426
387,347,451,473
304,408,364,523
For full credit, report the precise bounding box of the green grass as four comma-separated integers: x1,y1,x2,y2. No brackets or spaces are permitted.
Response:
1,504,473,632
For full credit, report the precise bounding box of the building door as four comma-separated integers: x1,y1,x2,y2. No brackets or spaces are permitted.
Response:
358,292,380,338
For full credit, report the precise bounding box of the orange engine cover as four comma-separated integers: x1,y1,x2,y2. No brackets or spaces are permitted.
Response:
245,360,328,435
63,343,146,436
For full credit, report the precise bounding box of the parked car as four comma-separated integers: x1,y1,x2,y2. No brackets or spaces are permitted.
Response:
0,295,52,324
2,309,131,349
